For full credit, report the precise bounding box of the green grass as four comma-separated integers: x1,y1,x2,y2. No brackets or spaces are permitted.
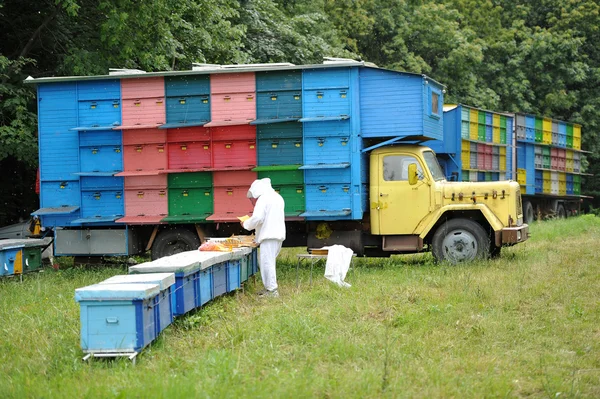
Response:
1,216,600,398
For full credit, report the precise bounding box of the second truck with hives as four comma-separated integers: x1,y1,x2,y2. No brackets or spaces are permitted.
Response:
430,104,585,224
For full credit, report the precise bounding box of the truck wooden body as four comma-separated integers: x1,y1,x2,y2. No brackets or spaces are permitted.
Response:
25,61,528,263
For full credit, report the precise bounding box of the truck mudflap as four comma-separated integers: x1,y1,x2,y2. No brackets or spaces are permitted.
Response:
496,224,529,246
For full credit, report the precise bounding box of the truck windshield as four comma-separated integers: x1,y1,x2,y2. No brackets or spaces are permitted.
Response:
423,151,446,181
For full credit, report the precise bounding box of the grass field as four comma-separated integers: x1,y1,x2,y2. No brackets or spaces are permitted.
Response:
1,216,599,398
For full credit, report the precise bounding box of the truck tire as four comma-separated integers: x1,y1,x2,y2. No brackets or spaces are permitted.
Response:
151,228,200,260
523,200,535,224
557,204,566,219
432,219,490,264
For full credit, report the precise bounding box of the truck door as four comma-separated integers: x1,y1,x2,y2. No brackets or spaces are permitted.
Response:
375,153,431,235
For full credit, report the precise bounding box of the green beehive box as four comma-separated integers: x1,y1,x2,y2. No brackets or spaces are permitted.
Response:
500,128,507,144
168,172,212,188
165,187,213,222
478,112,486,141
542,147,551,169
22,247,42,272
566,124,574,148
462,170,470,182
460,108,470,139
272,185,305,216
535,117,543,142
258,169,304,185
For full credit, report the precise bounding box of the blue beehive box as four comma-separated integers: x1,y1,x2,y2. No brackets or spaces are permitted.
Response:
75,80,121,129
256,124,304,166
198,268,213,306
75,283,159,353
0,247,20,276
231,247,253,284
254,70,302,124
212,263,228,298
73,176,124,225
129,254,200,316
100,273,175,335
129,250,234,314
252,247,258,275
163,75,210,128
195,250,234,306
78,130,123,174
227,259,241,292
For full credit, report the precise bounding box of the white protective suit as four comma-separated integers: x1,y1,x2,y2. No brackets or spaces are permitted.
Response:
242,178,286,291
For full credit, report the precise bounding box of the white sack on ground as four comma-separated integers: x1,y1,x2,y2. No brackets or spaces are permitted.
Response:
323,245,353,287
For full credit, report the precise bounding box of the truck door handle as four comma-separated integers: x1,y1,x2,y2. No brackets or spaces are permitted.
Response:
380,193,388,197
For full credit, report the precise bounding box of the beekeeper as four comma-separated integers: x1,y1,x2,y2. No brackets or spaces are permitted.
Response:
241,178,286,298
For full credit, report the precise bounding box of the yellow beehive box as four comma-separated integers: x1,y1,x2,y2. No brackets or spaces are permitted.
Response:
517,168,526,186
470,109,479,140
543,118,552,145
492,114,501,143
543,170,552,193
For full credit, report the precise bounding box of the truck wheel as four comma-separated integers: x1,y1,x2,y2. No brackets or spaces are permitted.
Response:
432,219,490,264
557,204,566,219
523,200,535,224
151,228,200,260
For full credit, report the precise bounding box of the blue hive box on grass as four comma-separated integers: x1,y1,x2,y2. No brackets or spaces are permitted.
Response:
129,250,233,315
129,255,200,317
75,283,160,353
230,247,253,287
194,251,234,305
100,273,175,335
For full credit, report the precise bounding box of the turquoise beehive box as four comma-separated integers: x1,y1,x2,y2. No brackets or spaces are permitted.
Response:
100,273,175,335
75,283,160,353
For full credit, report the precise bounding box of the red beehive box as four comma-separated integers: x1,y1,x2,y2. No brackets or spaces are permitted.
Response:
121,77,166,128
207,171,256,221
121,144,168,174
477,146,485,170
211,125,255,141
211,125,257,169
118,175,168,224
122,128,166,145
167,127,212,171
484,145,492,170
205,73,256,126
557,148,566,171
119,129,167,175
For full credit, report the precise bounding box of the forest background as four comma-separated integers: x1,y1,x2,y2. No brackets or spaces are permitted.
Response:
1,0,599,225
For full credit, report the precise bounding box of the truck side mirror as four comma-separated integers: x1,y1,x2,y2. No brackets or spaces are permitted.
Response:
408,163,418,185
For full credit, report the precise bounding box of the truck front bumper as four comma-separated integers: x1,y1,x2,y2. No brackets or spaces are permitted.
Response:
496,224,529,246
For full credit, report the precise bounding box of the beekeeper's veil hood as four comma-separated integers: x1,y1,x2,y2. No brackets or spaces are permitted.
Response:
247,178,273,199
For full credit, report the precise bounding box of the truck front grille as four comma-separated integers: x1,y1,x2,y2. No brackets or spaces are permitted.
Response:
516,187,523,226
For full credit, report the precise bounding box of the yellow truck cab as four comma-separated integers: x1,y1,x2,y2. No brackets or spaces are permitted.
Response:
365,145,528,262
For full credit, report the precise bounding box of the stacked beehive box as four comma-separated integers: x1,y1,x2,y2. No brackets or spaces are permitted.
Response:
515,113,582,196
430,104,514,182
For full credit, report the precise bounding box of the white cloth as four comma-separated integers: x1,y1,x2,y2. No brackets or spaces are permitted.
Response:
323,245,353,287
243,178,286,244
258,239,282,291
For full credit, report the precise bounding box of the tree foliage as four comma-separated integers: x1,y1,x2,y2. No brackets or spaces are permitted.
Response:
1,0,600,223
